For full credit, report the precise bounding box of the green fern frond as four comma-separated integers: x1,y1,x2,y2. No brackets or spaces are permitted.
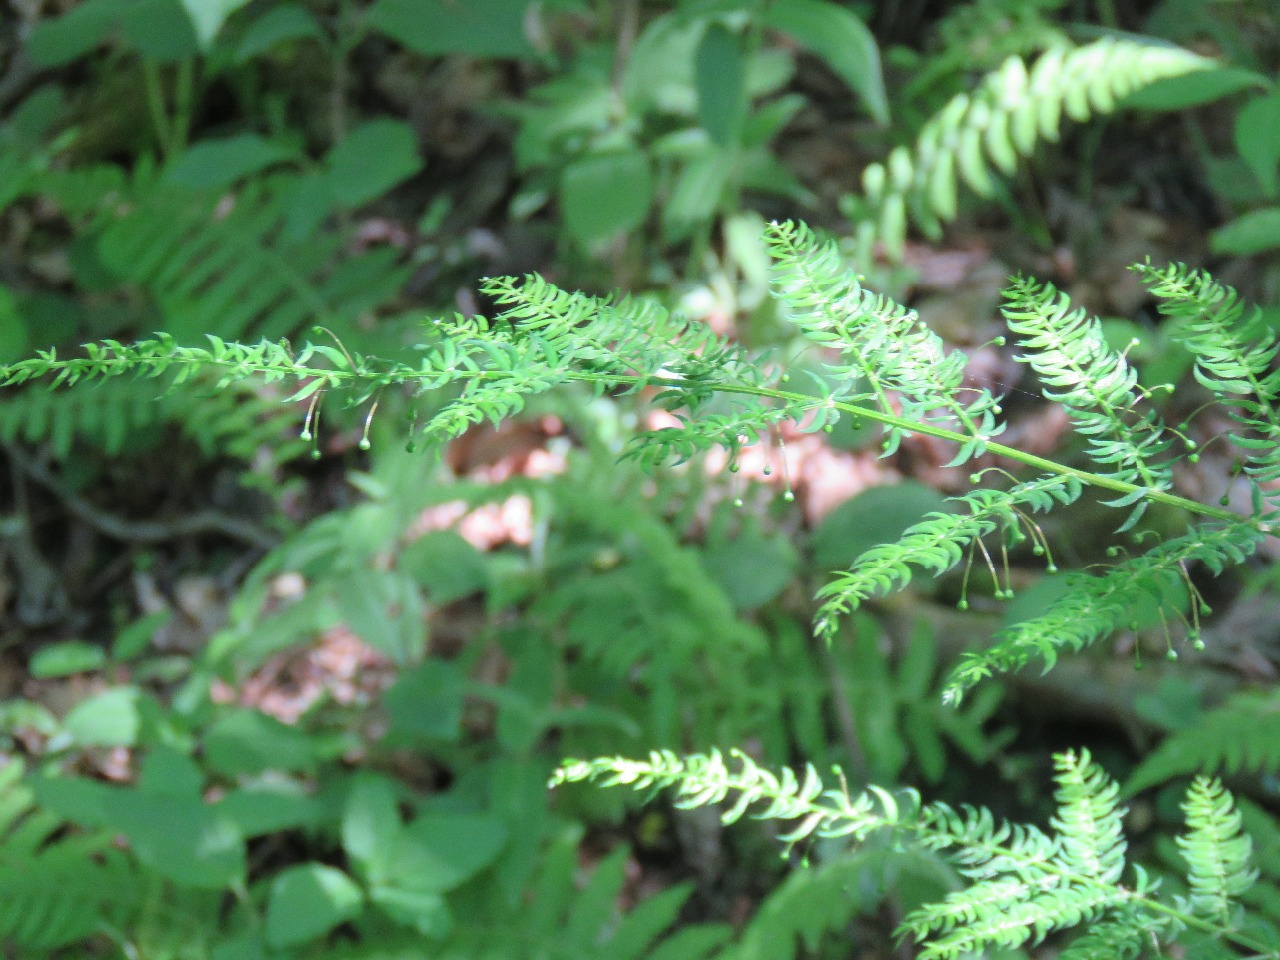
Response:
555,748,1273,960
1136,260,1280,506
1178,777,1258,925
1053,917,1147,959
444,833,731,960
1051,749,1127,883
765,220,1003,461
0,761,140,950
1126,690,1280,795
944,520,1263,701
848,38,1214,260
1003,274,1175,522
0,374,306,467
814,475,1080,640
93,175,410,342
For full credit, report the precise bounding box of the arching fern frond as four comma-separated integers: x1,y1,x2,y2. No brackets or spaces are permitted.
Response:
1136,259,1280,510
1125,690,1280,795
847,38,1214,261
554,748,1270,960
0,373,307,468
92,174,411,343
944,520,1263,702
1003,274,1176,526
814,474,1080,641
766,220,1003,462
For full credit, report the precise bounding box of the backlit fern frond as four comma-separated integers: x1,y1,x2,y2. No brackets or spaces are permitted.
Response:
766,220,1003,462
1003,275,1176,525
1136,260,1280,509
1125,690,1280,795
554,748,1270,960
1177,777,1258,925
813,474,1081,641
847,38,1214,261
944,520,1263,702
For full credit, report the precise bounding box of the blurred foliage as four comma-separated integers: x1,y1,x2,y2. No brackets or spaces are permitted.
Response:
0,0,1277,958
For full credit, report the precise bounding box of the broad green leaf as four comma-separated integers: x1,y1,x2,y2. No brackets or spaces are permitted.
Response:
179,0,252,48
696,23,746,147
238,3,322,61
809,482,953,570
62,686,140,747
343,774,402,881
622,13,700,115
663,148,730,235
235,3,323,61
164,135,296,190
700,518,798,610
326,120,423,208
139,746,203,798
217,784,323,836
29,641,103,678
367,812,506,934
333,567,426,664
111,791,245,888
28,0,118,66
382,660,464,741
399,530,489,604
121,0,201,61
389,813,508,892
1211,206,1280,255
367,0,536,58
266,863,364,948
560,148,653,244
1123,66,1266,110
204,709,320,777
1236,89,1280,197
761,0,887,124
111,611,169,661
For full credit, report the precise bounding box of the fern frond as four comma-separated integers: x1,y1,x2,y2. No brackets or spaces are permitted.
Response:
556,748,1273,959
92,175,410,342
814,474,1080,640
1136,260,1280,507
1177,777,1258,925
766,220,1003,462
1053,917,1147,959
443,833,731,960
0,374,306,467
1126,690,1280,795
848,38,1214,260
0,760,140,949
1003,274,1175,524
944,520,1263,701
1051,749,1128,883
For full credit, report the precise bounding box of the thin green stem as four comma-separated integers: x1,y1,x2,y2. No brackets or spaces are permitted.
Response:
4,349,1262,534
141,61,172,159
171,59,196,153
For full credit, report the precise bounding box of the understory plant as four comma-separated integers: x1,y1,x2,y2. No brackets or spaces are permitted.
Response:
3,3,1280,958
6,218,1280,956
